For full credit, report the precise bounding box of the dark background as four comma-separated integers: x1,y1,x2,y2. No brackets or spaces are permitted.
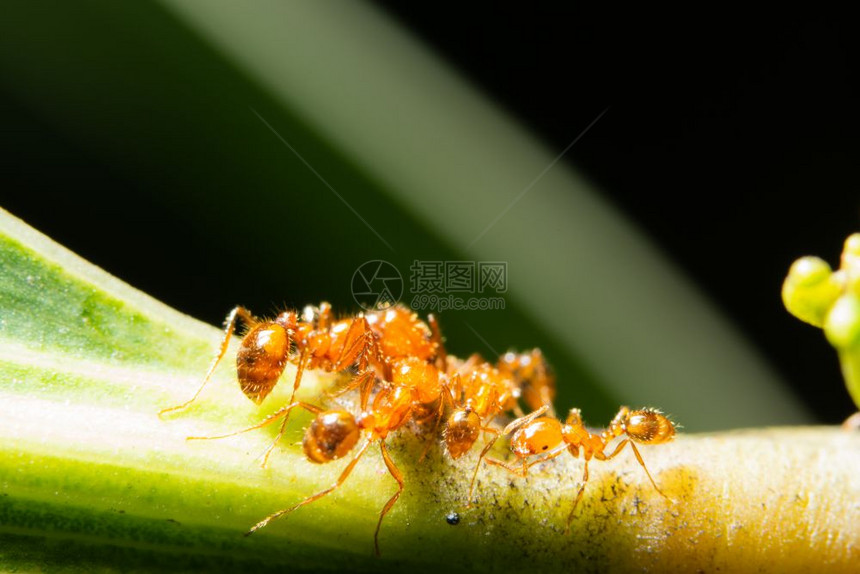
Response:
368,6,860,422
2,3,857,423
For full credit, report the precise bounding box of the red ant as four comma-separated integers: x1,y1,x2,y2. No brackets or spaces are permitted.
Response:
484,405,675,532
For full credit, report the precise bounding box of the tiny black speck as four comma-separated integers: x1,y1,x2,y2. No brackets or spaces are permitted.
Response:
446,512,460,525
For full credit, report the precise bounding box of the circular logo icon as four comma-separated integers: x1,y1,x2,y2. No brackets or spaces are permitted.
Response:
351,260,403,311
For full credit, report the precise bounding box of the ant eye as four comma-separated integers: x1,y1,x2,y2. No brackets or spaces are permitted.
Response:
542,445,548,450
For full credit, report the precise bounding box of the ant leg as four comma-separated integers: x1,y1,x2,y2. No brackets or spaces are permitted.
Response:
317,302,333,329
483,456,528,478
241,348,314,467
327,369,376,408
159,306,256,417
602,439,668,499
466,426,500,506
416,397,446,464
564,459,590,535
333,317,372,370
289,348,310,405
374,441,405,557
186,401,321,441
440,378,457,408
501,404,550,436
428,313,447,368
332,317,378,409
464,406,548,504
245,439,373,536
484,443,566,479
416,378,460,463
445,374,462,405
354,370,378,411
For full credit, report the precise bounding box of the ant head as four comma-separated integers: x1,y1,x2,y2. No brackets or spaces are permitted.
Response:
565,408,584,427
303,410,360,463
444,409,481,459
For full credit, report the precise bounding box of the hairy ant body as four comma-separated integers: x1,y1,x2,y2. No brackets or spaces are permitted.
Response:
161,303,444,411
365,306,442,370
160,302,388,464
160,303,379,409
160,303,451,461
485,405,675,532
339,305,445,407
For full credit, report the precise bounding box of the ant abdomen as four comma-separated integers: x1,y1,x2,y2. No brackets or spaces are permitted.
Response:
445,409,481,459
236,323,291,404
302,410,361,463
511,417,562,457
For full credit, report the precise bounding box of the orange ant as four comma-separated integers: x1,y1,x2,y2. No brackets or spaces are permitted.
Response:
160,302,387,465
442,349,558,502
484,405,676,532
167,303,450,553
190,378,423,555
359,306,449,440
313,306,449,447
160,301,445,413
363,306,446,376
497,348,556,416
442,358,522,501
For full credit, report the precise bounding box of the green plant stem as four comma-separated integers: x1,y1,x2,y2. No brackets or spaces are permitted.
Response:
1,209,858,573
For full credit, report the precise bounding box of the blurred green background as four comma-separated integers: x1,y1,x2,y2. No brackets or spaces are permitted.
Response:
2,1,858,429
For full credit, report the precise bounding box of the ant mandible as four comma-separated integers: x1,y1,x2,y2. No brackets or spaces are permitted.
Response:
484,405,676,532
